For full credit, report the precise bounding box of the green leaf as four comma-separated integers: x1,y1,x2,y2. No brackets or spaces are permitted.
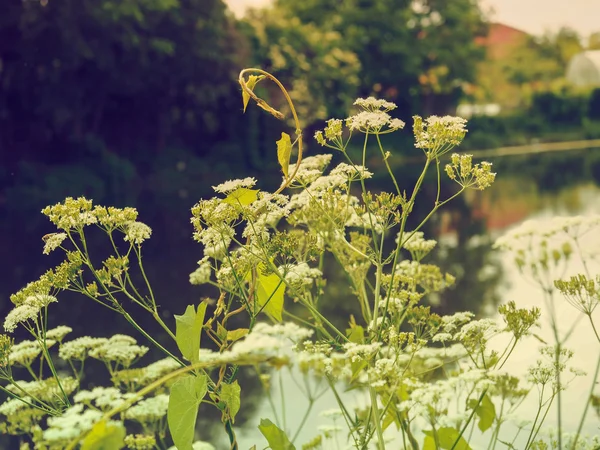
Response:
81,420,125,450
227,328,249,342
422,435,436,450
220,380,241,423
258,418,296,450
174,303,207,363
255,269,285,322
346,325,365,344
246,264,285,322
168,374,208,450
224,188,259,206
216,322,228,341
468,394,496,432
423,428,472,450
242,75,263,113
276,132,292,178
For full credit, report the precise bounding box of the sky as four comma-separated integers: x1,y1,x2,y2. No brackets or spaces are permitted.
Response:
225,0,600,39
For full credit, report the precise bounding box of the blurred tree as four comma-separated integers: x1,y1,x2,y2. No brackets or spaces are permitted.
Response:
271,0,487,116
499,27,583,108
588,32,600,50
0,0,246,167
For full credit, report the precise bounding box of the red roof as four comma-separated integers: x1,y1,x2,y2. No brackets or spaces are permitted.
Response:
475,22,530,59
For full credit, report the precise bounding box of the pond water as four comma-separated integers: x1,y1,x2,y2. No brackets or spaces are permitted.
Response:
2,148,600,448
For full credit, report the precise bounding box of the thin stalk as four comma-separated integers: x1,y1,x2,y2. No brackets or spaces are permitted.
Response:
375,134,401,195
570,338,600,449
451,389,488,450
368,376,385,450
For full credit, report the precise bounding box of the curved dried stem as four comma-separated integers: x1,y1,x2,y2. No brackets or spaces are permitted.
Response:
238,68,303,194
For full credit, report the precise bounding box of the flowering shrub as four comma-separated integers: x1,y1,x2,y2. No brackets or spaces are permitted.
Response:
1,69,599,450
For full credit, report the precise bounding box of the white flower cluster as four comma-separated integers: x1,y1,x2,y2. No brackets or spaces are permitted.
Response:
346,111,405,134
0,397,29,416
74,386,134,410
212,177,257,194
4,294,57,333
87,335,149,368
42,197,98,230
194,322,314,367
289,154,333,185
8,340,44,366
43,404,123,444
189,258,212,285
412,115,467,155
342,342,382,363
445,153,496,190
124,394,169,424
400,231,437,256
278,263,322,290
398,369,493,419
330,163,373,181
46,325,73,342
354,97,397,112
198,225,235,259
59,336,108,360
124,221,152,245
5,377,78,403
495,215,600,252
42,233,67,255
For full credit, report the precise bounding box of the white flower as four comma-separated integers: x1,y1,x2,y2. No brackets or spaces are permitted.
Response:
212,177,257,194
42,233,67,255
9,340,43,366
4,295,57,333
59,336,109,360
278,263,322,289
346,111,392,132
342,342,381,362
330,163,373,180
0,397,31,416
124,394,169,423
354,97,397,112
124,221,152,245
46,325,73,341
190,259,212,285
413,115,468,153
400,231,437,254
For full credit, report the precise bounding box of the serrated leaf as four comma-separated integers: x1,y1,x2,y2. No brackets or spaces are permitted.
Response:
168,374,208,450
174,303,207,363
242,75,262,113
258,418,296,450
227,328,249,342
224,188,259,207
424,427,472,450
276,132,292,178
468,393,496,432
220,381,241,423
81,420,125,450
245,264,285,322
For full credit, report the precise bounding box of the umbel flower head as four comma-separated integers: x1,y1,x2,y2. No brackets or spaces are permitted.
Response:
445,153,496,190
413,115,467,158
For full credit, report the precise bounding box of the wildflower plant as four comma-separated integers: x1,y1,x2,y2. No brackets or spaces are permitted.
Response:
1,68,592,450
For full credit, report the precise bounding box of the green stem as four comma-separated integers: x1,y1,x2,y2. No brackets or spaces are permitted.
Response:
368,377,385,450
570,338,600,450
451,389,487,450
